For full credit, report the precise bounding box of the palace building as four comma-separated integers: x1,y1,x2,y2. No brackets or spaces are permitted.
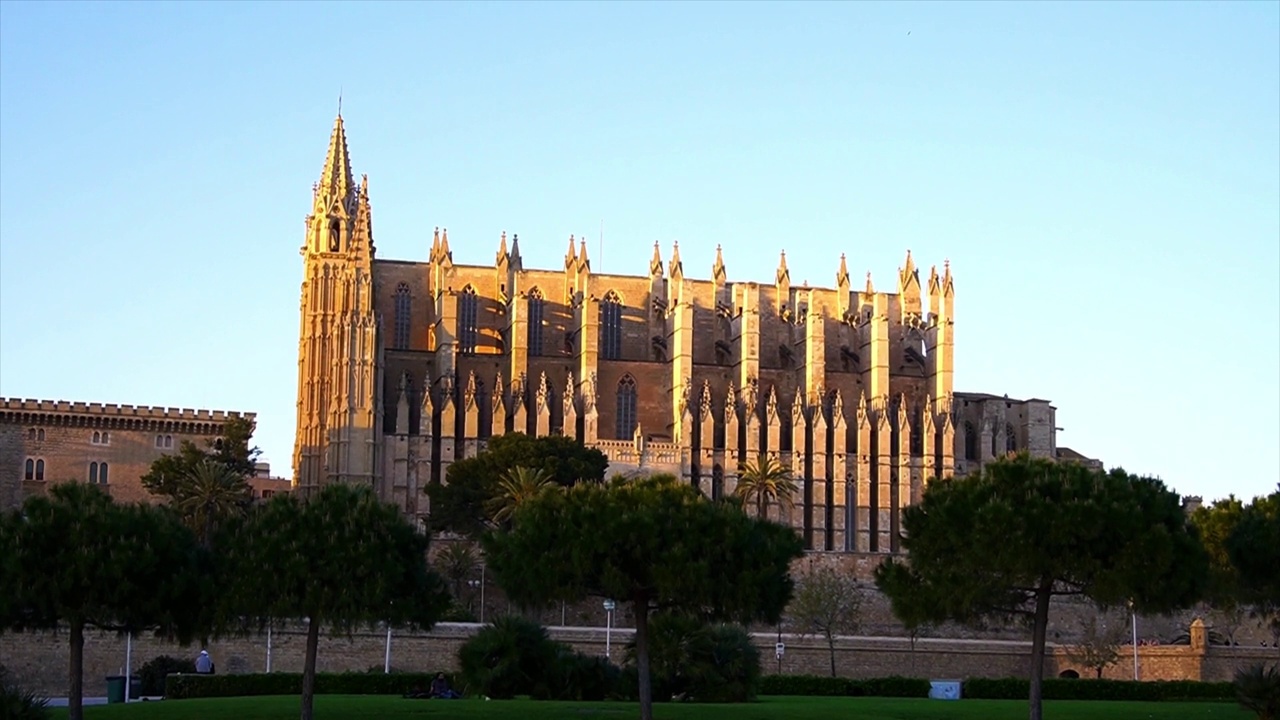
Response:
0,398,289,510
292,115,1095,553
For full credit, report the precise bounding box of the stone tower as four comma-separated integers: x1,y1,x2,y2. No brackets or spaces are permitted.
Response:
292,115,384,494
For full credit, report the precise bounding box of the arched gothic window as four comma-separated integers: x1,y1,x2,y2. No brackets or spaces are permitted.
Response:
600,291,622,361
89,462,98,484
100,463,109,484
1006,423,1017,453
616,375,637,439
393,283,411,350
35,459,44,481
528,288,545,357
963,421,978,461
24,458,33,481
459,286,479,355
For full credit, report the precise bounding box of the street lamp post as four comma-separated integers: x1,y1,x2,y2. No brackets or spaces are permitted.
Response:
124,632,133,703
603,599,616,660
468,565,487,624
1129,600,1139,681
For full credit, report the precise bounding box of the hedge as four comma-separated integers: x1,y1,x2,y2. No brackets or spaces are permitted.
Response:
759,674,1234,702
759,675,929,698
962,677,1235,702
165,671,457,700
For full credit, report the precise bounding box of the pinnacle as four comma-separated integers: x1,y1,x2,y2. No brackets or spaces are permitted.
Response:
318,115,354,202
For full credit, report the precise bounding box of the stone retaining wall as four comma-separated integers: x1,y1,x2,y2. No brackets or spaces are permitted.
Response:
3,621,1276,697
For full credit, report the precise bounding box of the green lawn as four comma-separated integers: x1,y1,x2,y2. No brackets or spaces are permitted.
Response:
55,695,1255,720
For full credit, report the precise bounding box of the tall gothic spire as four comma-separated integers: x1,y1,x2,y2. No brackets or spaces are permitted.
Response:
317,114,355,204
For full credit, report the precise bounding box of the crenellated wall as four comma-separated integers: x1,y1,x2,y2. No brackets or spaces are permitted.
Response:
0,398,254,509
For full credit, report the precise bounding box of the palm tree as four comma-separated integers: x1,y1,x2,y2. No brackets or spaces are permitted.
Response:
435,541,480,602
734,454,796,519
176,459,252,547
485,466,557,525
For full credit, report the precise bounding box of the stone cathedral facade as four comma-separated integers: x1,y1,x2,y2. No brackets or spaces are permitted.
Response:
293,116,1087,554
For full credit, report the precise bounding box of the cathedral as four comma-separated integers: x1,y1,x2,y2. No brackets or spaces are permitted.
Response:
292,115,1091,555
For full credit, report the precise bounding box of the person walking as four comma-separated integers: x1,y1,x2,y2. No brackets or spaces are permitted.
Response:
195,650,214,674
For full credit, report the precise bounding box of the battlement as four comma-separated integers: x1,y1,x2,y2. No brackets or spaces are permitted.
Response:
0,397,254,423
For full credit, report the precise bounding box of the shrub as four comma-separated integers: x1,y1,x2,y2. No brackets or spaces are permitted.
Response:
165,671,453,699
621,614,761,703
1235,663,1280,720
137,655,196,697
543,647,621,701
457,616,563,699
0,665,50,720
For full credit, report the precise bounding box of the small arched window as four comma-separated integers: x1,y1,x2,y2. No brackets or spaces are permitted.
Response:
393,283,412,350
101,431,109,445
100,463,109,485
24,458,34,481
1006,423,1017,453
963,421,978,461
527,288,545,357
37,429,44,441
35,459,44,481
93,431,101,444
27,428,35,440
616,375,637,439
459,286,479,355
89,462,98,484
600,291,622,360
328,219,341,252
165,435,173,448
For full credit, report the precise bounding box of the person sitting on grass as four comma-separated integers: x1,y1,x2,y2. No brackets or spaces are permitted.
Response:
429,672,461,699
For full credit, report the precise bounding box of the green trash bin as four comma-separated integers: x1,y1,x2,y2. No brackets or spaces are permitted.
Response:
106,675,125,704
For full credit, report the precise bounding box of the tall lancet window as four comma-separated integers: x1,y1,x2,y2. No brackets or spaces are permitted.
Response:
600,291,622,360
1006,423,1018,453
616,375,637,439
393,283,411,350
528,288,545,357
459,286,479,355
964,421,978,461
910,405,924,456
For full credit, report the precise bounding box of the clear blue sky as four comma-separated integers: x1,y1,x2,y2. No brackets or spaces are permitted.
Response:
1,1,1276,502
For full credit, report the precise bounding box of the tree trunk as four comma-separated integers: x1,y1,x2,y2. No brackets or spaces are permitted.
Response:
634,599,653,720
826,632,837,677
1028,581,1053,720
68,620,85,720
300,616,320,720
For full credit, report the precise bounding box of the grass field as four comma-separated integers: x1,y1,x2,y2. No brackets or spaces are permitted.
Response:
53,695,1255,720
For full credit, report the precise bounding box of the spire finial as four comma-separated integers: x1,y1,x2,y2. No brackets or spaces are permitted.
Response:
338,88,343,118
